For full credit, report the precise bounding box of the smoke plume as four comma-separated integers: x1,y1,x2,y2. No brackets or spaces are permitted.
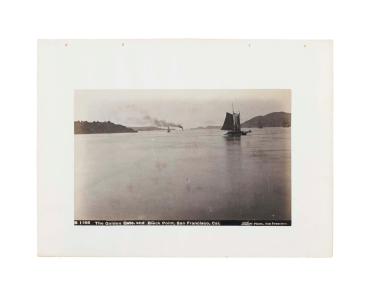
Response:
143,115,183,130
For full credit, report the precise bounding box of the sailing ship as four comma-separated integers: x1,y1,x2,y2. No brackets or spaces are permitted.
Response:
221,105,251,137
167,126,170,133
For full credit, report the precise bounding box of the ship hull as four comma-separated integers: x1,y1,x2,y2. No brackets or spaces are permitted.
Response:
224,131,247,137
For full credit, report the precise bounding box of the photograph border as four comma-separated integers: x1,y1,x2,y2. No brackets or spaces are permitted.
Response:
38,39,332,256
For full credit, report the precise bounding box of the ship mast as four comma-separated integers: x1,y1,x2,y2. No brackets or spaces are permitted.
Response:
231,103,235,131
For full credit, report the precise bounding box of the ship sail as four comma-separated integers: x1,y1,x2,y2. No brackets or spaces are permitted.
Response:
221,104,250,136
233,112,241,132
221,112,234,130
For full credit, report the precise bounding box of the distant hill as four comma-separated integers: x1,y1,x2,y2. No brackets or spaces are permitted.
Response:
74,121,137,134
131,126,165,131
241,112,291,128
191,125,221,130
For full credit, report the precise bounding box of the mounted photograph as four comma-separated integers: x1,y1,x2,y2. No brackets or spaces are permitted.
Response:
39,39,332,256
74,89,291,226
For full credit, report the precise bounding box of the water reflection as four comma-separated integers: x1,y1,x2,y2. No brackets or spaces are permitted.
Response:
223,135,242,144
222,135,244,217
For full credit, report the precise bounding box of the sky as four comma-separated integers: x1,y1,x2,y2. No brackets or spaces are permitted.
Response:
75,89,291,129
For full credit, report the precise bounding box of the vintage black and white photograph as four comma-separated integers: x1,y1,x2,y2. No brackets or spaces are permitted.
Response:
74,89,291,226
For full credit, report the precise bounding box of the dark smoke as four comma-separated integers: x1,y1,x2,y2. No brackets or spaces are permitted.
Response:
143,115,183,130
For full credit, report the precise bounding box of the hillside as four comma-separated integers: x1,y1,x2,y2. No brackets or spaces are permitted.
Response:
74,121,138,134
191,125,221,130
241,112,291,128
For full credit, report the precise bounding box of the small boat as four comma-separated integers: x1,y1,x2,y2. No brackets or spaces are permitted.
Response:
221,105,251,137
167,126,170,133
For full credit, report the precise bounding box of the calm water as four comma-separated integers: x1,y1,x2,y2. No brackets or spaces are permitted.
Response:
75,128,291,220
